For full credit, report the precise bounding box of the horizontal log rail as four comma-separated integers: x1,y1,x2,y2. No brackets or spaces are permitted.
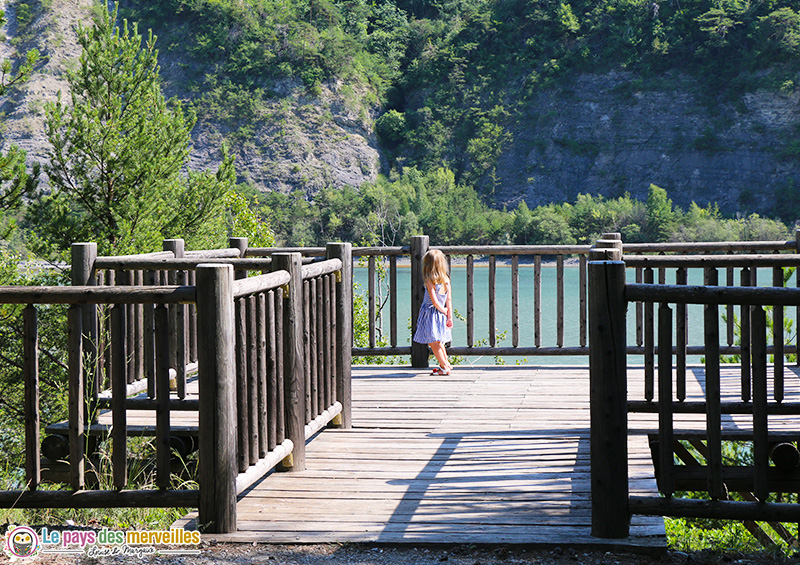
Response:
0,285,195,304
623,240,796,254
232,271,290,299
627,283,800,305
95,257,275,271
301,258,343,280
625,254,800,268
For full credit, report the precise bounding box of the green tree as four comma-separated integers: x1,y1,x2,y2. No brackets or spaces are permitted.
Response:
0,8,39,240
645,184,677,242
28,3,235,256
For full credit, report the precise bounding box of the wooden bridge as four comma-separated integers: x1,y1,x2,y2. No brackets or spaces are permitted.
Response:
3,235,800,550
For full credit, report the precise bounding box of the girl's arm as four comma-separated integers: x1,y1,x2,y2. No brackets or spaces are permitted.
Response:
426,280,448,315
445,280,453,327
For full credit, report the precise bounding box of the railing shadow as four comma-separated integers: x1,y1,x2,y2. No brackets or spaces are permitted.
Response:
377,429,590,541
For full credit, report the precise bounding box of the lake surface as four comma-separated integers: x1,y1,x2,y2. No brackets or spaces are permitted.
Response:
354,265,798,365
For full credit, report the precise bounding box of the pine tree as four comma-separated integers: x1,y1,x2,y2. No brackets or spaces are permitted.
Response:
29,3,234,255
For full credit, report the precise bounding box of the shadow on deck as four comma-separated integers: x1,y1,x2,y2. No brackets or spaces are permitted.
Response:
178,365,666,552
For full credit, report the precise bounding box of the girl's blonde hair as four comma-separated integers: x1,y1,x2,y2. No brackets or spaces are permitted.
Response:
422,249,449,285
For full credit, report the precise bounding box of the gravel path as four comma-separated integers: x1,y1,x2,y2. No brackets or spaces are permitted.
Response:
31,543,797,564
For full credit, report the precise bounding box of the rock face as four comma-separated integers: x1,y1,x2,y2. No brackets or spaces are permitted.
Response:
0,3,381,198
496,72,800,216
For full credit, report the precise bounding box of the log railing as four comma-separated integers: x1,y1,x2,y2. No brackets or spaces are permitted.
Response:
0,239,352,535
588,237,800,539
0,283,198,511
249,234,800,368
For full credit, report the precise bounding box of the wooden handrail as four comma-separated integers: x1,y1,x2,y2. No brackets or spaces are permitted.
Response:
0,285,196,304
626,282,800,305
301,258,342,281
94,257,274,270
624,254,800,267
231,271,290,299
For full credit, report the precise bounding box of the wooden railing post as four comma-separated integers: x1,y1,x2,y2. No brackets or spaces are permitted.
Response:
71,242,98,418
272,253,306,471
588,237,629,538
410,235,430,368
229,237,249,281
163,239,186,396
327,242,352,429
196,264,237,533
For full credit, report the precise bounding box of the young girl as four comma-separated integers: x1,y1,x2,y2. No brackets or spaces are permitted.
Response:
413,249,454,375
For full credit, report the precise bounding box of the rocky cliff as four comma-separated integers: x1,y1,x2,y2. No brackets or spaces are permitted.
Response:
498,72,800,216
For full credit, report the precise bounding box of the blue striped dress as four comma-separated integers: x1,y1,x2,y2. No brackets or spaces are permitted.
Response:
413,283,451,344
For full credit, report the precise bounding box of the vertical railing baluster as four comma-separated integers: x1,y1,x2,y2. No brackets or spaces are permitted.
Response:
276,287,285,443
773,266,785,402
704,268,723,499
189,270,198,364
658,303,674,497
557,254,564,348
67,305,83,490
467,254,474,347
273,253,306,471
155,304,171,489
144,270,156,399
390,254,397,348
644,267,654,402
257,292,268,459
24,305,41,490
176,269,188,399
726,267,735,346
316,277,325,415
307,279,317,420
111,304,127,489
134,270,144,382
323,274,333,409
368,255,376,348
512,255,519,348
235,298,248,472
676,267,687,401
489,255,496,347
580,254,587,347
534,255,541,348
636,267,643,347
752,306,769,502
741,268,752,402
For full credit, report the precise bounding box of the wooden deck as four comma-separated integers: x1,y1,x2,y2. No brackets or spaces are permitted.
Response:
179,365,666,550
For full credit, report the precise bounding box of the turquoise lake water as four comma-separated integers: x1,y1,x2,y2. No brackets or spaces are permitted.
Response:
354,265,798,365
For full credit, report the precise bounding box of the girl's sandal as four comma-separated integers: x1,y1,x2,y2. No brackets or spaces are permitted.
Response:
430,367,443,375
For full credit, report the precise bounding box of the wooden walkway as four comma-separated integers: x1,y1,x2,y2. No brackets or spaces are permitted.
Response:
181,365,666,550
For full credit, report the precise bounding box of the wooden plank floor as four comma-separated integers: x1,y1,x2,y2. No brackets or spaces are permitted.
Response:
187,365,667,550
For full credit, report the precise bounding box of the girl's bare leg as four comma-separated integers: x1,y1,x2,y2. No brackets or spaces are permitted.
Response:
429,342,452,372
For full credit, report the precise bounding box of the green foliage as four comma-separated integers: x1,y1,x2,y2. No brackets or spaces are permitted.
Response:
645,184,677,242
224,189,276,247
28,3,236,257
0,7,39,241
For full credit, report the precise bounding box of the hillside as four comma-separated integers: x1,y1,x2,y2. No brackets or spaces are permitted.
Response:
1,0,800,222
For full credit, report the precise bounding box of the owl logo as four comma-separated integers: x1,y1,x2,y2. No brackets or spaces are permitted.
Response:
4,525,40,559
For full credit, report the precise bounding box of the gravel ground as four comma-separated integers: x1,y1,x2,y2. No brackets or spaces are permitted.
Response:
30,543,798,565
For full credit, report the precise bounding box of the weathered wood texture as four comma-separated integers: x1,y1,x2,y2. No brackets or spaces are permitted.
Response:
179,366,665,550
